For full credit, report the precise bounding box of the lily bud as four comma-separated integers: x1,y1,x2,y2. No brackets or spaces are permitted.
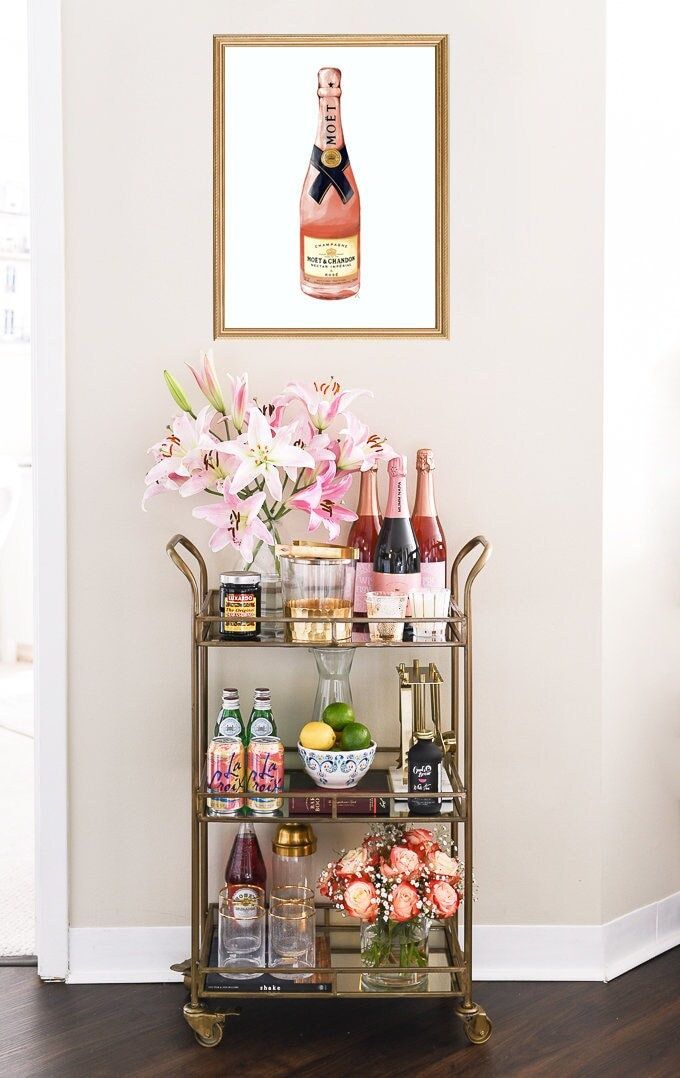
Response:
163,370,195,416
186,351,227,414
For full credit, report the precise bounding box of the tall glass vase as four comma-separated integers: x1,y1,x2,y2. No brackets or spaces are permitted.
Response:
310,648,356,724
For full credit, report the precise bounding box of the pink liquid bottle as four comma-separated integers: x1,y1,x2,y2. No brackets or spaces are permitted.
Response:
373,455,421,642
348,464,382,622
224,821,267,906
300,67,360,300
412,449,447,589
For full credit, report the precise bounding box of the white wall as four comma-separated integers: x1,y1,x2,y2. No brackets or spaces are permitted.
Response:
602,1,680,922
60,0,606,939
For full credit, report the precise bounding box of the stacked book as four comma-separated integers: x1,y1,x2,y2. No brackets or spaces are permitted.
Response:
288,769,391,817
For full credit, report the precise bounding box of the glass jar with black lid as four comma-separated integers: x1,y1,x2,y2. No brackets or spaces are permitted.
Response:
219,571,261,641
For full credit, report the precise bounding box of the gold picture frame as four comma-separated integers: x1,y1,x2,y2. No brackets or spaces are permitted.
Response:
213,34,449,339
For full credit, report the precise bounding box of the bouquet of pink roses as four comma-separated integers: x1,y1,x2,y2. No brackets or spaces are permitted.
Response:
143,352,394,568
319,824,462,924
319,824,463,977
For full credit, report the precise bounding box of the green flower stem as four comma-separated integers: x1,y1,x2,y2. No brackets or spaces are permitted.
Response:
244,539,264,572
362,918,429,971
215,414,232,441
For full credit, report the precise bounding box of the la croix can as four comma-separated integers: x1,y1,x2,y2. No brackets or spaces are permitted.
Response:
246,735,285,814
207,735,245,815
219,571,261,640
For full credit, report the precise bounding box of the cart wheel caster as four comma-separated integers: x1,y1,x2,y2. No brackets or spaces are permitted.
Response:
194,1024,223,1048
183,1002,232,1048
464,1010,493,1044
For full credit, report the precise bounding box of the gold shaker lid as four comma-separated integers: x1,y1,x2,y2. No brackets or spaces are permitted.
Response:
272,822,317,858
276,542,359,561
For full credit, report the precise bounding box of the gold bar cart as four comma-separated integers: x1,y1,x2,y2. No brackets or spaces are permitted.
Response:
167,533,492,1048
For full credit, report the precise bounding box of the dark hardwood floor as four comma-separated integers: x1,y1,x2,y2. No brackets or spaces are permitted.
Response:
1,947,679,1077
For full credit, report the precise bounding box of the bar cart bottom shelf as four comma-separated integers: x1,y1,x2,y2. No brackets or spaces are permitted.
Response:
174,913,493,1047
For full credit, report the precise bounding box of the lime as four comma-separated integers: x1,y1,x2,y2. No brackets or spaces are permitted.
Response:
323,702,355,731
340,722,372,751
299,721,336,751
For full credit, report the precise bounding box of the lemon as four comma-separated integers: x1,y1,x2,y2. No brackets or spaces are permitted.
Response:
299,721,336,751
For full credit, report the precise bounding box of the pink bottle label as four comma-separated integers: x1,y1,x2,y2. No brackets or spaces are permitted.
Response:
372,572,421,597
420,562,446,589
354,561,374,614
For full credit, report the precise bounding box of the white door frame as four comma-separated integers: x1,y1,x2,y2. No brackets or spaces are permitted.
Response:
28,0,69,979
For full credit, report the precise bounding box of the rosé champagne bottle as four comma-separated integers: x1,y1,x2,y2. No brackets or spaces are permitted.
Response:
412,449,447,589
300,67,360,300
348,465,382,620
373,456,421,640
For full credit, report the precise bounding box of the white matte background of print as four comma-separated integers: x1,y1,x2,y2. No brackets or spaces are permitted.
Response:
223,45,436,329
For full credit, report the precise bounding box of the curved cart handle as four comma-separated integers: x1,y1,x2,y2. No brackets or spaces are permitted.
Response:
451,536,492,619
166,534,208,614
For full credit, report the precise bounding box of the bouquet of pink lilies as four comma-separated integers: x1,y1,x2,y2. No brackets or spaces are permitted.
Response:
143,352,394,566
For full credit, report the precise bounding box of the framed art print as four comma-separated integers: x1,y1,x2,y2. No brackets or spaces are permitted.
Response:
213,34,449,338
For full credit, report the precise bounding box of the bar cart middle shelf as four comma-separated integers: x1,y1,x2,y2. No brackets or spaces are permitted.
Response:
168,533,492,1048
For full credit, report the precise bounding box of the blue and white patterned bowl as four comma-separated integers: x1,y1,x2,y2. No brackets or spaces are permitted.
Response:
297,741,377,789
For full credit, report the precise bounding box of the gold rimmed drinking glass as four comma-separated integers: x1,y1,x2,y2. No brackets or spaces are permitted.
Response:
269,885,315,911
268,902,316,981
218,887,266,980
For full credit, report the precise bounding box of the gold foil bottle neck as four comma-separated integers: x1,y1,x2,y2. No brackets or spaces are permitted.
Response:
416,448,435,472
317,67,342,98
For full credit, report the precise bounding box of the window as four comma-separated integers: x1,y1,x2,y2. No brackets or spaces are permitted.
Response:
5,264,16,292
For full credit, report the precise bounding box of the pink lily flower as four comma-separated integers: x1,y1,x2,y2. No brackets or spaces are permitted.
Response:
186,350,226,413
298,423,337,465
283,378,370,432
227,372,249,432
333,413,396,472
143,405,222,507
254,393,289,432
288,462,357,541
192,489,272,560
216,407,314,502
274,417,313,486
287,424,336,490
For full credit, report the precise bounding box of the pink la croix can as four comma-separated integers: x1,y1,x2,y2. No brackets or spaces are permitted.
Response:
207,735,245,815
246,735,285,813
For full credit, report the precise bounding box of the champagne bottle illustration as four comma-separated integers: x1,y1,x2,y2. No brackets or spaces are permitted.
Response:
300,68,360,300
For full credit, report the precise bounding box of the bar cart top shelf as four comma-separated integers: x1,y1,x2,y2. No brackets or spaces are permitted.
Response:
195,588,466,648
167,533,491,641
